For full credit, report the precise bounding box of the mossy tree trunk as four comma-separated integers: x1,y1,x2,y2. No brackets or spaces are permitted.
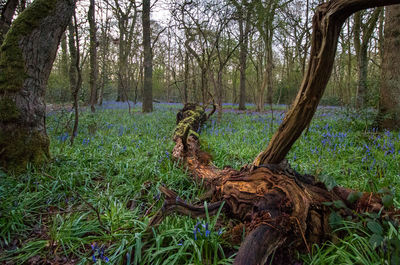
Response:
0,0,75,171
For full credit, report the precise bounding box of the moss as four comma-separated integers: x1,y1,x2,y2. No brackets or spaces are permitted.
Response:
173,107,206,141
0,97,20,122
0,128,49,172
0,0,58,92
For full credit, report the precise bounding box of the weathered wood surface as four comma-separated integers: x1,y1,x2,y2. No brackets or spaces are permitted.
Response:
151,104,399,265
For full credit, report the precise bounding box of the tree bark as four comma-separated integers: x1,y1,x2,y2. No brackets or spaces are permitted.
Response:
0,0,75,171
68,14,82,146
142,0,153,112
0,0,19,44
378,4,400,130
88,0,98,112
183,49,189,104
253,0,400,167
117,31,128,102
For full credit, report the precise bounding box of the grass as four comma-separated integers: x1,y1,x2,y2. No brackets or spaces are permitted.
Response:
0,102,399,264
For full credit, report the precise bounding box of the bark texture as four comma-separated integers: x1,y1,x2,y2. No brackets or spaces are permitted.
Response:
253,0,400,166
0,0,75,171
142,0,153,112
378,4,400,129
0,0,18,43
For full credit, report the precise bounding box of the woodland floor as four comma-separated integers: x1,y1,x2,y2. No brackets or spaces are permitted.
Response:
1,102,400,264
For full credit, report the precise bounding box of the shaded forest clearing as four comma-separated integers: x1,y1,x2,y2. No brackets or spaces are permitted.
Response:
1,102,400,264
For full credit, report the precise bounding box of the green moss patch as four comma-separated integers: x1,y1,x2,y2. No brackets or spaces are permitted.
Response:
0,129,49,172
0,97,19,122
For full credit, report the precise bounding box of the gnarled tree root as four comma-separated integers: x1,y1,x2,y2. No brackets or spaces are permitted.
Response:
149,103,400,265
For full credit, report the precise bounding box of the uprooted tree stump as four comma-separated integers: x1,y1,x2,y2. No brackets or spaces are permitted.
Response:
150,104,400,265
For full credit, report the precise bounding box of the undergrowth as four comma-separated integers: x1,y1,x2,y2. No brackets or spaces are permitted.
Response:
0,102,399,264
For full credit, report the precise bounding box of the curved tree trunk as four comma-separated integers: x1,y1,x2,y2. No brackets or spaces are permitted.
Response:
378,4,400,130
253,0,400,166
0,0,75,171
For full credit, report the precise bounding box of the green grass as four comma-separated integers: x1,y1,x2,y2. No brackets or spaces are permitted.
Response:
0,103,399,264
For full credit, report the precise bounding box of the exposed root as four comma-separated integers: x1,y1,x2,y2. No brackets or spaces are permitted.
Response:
150,186,223,226
150,103,400,265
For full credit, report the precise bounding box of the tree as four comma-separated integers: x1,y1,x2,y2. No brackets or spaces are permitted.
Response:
234,0,252,110
0,0,75,171
153,1,400,264
68,12,83,145
0,0,19,43
88,0,98,112
106,0,139,102
353,8,381,108
142,0,153,112
97,3,112,106
378,4,400,129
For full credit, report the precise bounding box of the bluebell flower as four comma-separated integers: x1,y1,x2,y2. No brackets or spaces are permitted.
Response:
193,228,197,240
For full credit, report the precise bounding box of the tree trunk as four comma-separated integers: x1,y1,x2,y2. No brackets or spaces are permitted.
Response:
117,33,128,102
0,0,75,171
183,50,189,104
353,8,381,109
60,32,68,78
68,14,82,146
378,4,400,129
265,41,273,105
252,0,399,167
356,44,368,107
238,4,250,111
142,0,153,112
88,0,97,112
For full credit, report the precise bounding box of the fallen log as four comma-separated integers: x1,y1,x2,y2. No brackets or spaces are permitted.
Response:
150,104,399,265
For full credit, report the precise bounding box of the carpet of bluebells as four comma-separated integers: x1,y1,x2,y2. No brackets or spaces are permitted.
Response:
0,101,399,264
